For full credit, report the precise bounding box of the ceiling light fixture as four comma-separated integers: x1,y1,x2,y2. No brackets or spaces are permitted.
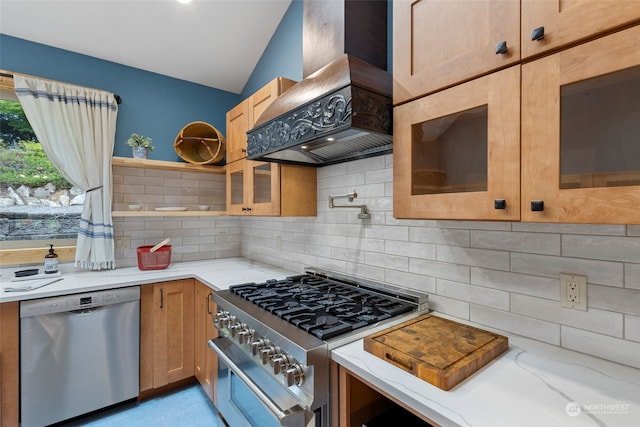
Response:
177,0,192,4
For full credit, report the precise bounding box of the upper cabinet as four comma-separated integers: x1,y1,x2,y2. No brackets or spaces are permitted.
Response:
227,159,317,216
393,0,640,224
225,77,317,217
226,77,296,163
394,65,521,221
521,26,640,223
521,0,640,59
393,0,520,105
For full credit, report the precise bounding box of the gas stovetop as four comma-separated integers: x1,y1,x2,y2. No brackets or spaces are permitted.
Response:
228,270,426,340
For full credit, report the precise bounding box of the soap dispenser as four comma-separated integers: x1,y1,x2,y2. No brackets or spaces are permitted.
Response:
44,244,59,274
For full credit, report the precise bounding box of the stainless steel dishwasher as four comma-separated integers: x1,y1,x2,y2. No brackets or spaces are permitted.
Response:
20,286,140,427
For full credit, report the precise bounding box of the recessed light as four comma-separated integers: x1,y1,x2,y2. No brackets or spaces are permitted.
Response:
327,137,335,141
177,0,192,4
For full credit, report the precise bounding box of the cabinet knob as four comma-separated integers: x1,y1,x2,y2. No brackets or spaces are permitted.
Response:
241,148,247,153
531,200,544,211
242,207,247,212
494,199,506,210
531,26,545,41
495,41,508,55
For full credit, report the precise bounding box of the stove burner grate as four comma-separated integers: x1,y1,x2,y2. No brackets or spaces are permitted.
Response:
229,274,415,340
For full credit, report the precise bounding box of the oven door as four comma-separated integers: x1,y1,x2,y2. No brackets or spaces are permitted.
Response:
209,337,308,427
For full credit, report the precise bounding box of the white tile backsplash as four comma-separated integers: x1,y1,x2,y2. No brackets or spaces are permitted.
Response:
239,155,640,368
113,155,640,369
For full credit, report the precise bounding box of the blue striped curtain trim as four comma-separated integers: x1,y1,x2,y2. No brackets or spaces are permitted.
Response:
14,88,118,111
79,217,114,239
77,228,114,239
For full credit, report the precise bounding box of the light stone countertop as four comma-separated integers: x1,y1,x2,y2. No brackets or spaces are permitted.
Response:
4,258,639,426
331,316,640,427
0,257,295,303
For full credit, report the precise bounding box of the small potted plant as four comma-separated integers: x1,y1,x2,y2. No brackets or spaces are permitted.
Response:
127,133,154,159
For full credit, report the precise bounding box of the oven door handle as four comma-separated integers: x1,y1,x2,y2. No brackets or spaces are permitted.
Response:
209,338,306,425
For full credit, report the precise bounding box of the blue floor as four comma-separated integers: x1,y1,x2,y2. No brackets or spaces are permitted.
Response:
60,384,219,427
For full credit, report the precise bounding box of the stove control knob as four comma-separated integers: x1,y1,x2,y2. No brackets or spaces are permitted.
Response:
270,353,292,375
238,328,255,344
229,322,246,337
260,345,280,365
214,311,229,328
284,364,305,387
250,338,270,356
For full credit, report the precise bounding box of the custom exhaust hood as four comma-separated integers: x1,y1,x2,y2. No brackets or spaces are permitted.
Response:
246,0,392,166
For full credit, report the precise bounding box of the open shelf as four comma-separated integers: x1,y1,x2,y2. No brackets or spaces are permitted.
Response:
112,210,228,217
112,156,225,174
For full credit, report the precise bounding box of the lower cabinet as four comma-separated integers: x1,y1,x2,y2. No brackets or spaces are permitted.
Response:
332,363,435,427
194,280,217,402
0,302,19,427
140,279,195,395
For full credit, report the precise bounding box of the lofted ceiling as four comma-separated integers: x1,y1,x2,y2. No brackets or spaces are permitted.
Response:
0,0,293,94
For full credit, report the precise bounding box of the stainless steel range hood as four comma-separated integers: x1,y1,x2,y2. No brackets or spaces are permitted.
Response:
246,0,392,166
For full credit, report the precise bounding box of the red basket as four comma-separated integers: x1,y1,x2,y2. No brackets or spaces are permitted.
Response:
136,245,172,270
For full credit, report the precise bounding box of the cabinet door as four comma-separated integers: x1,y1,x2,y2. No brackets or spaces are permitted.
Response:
394,65,520,221
140,279,195,392
194,281,217,402
249,77,296,127
522,26,640,223
226,100,250,164
247,160,281,216
0,302,19,427
226,159,247,215
522,0,640,59
393,0,520,105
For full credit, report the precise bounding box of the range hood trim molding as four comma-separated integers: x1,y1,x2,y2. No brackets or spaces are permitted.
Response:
246,84,392,165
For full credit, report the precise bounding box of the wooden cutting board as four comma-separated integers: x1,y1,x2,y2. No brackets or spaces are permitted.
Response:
364,314,508,391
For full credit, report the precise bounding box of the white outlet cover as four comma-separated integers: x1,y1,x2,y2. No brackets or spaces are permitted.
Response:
560,273,588,311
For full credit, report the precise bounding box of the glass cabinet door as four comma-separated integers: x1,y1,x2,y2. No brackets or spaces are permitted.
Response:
522,26,640,223
247,160,280,216
394,65,520,221
226,160,246,215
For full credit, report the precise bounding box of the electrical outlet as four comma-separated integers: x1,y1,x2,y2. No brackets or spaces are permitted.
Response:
115,236,130,250
560,273,587,311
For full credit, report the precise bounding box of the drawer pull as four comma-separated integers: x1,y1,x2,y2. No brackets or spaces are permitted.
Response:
495,41,508,55
531,26,545,41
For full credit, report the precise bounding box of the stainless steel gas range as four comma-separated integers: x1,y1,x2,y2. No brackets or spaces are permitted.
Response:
208,267,429,427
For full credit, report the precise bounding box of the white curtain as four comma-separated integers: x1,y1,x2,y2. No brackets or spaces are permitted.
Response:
14,75,118,270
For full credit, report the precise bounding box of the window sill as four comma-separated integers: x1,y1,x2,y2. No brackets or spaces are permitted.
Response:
0,246,76,267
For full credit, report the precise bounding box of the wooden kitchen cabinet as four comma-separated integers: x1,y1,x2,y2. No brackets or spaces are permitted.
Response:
521,0,640,59
226,158,317,216
226,77,296,163
0,302,19,427
140,279,195,396
333,363,435,427
194,280,217,402
394,65,521,221
393,0,520,105
521,25,640,224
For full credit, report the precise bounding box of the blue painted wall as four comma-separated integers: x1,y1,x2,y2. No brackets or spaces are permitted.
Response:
241,0,392,97
241,0,303,98
0,34,240,161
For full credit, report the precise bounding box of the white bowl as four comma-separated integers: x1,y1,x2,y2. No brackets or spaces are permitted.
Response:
198,205,210,211
128,204,143,211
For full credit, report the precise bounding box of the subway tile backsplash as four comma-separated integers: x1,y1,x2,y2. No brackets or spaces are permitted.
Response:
112,166,238,267
240,154,640,369
112,155,640,369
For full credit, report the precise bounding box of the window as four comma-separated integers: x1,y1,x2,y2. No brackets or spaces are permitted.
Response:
0,72,79,264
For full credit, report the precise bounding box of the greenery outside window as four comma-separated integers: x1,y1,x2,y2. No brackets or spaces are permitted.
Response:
0,72,79,265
